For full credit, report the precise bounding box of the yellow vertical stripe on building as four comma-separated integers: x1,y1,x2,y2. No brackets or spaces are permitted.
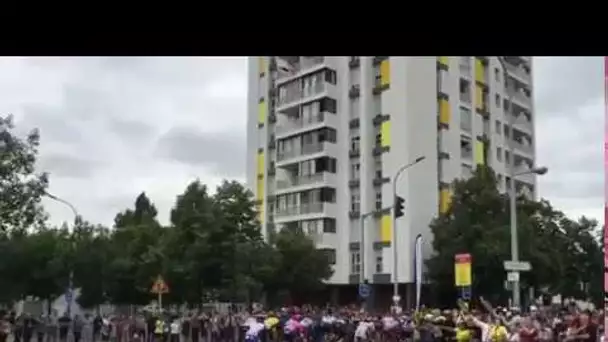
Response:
439,189,452,214
380,60,391,86
380,121,391,147
256,177,264,200
258,100,267,124
475,58,485,83
257,203,264,224
258,57,266,75
380,214,392,242
439,99,451,125
475,86,484,111
438,56,449,66
474,140,485,165
256,151,265,175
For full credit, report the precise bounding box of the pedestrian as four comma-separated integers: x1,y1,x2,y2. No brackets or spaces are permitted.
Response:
73,315,84,342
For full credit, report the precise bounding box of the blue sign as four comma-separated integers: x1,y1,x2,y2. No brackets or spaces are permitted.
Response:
358,284,371,299
461,286,472,300
65,288,73,303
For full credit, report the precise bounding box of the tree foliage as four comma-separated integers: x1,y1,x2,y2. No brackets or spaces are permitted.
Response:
427,166,603,306
0,115,48,232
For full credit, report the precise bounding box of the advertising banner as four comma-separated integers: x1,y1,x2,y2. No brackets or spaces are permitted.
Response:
454,253,472,287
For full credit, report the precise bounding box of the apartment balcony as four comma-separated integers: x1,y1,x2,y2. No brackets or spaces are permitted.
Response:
511,139,534,155
276,81,337,114
276,142,337,167
275,172,336,195
506,63,531,84
276,57,326,86
509,112,534,134
274,202,337,224
510,88,532,108
275,112,338,140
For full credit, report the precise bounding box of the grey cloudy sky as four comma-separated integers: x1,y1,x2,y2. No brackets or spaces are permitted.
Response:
0,57,603,226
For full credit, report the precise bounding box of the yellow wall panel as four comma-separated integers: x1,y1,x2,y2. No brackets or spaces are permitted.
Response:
439,189,452,214
438,56,449,66
380,60,391,86
258,100,267,124
439,99,451,125
258,57,266,75
257,203,264,224
256,151,265,175
380,121,391,147
475,86,484,111
256,177,264,200
380,214,392,242
474,140,485,165
475,58,485,83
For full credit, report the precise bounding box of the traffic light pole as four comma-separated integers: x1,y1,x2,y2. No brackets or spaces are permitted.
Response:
391,156,425,307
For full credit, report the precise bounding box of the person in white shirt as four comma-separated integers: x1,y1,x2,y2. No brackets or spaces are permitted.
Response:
169,319,180,342
355,319,374,342
244,320,265,342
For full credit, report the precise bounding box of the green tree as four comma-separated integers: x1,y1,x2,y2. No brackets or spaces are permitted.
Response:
266,227,333,304
427,165,604,306
72,220,112,308
106,193,165,305
0,115,49,232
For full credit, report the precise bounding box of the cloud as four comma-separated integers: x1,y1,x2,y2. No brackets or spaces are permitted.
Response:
154,126,245,178
534,57,603,222
0,56,602,228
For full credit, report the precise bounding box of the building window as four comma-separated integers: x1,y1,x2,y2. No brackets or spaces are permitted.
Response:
496,147,503,162
351,193,360,213
375,255,383,273
350,251,361,274
323,218,336,233
351,136,360,152
375,191,382,210
495,94,501,108
495,120,501,134
351,162,360,180
495,68,500,83
320,248,337,265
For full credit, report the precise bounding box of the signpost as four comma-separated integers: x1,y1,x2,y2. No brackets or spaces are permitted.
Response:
358,283,371,299
503,261,531,272
454,253,472,301
150,275,169,311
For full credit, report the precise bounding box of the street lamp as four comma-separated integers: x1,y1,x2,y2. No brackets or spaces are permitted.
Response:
391,156,426,305
498,55,547,309
44,191,79,317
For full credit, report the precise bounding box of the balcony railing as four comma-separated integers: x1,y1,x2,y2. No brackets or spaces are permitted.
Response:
277,81,326,108
276,173,325,190
512,140,533,154
276,112,326,136
277,143,325,162
506,64,531,83
275,202,325,217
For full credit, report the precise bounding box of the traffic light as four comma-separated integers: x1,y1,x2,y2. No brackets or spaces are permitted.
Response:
394,196,405,218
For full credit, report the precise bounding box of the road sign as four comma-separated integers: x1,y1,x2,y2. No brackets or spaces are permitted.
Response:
65,289,73,302
454,253,472,287
503,261,532,272
507,272,520,282
461,286,472,300
151,276,169,294
358,284,371,299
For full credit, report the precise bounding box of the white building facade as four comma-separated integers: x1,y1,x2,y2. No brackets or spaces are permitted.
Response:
246,56,535,288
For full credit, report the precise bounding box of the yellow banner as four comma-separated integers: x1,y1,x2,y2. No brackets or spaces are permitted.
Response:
454,253,472,287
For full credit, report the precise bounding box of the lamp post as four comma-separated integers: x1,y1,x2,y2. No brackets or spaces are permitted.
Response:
391,156,426,305
497,56,547,309
44,191,79,317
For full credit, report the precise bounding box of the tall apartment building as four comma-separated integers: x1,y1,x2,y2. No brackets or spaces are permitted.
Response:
246,56,535,292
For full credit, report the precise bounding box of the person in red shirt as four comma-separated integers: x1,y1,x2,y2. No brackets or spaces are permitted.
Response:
519,317,539,342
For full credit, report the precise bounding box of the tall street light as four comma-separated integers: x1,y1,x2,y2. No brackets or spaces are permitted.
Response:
44,191,79,317
497,56,548,309
392,155,426,304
